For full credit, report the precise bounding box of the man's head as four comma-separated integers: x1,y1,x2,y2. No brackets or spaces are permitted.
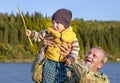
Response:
52,8,72,29
84,46,108,72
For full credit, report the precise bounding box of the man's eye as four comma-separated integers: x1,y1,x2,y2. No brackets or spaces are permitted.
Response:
88,52,91,55
93,54,97,58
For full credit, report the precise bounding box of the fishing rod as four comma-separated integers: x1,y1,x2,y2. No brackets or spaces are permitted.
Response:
17,6,33,47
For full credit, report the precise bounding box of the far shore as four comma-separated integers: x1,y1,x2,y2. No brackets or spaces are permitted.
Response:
0,59,34,63
0,59,119,63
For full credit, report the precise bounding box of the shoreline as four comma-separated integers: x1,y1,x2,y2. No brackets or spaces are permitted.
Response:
0,59,119,63
0,59,34,63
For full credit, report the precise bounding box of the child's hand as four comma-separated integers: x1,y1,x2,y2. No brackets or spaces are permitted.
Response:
65,58,72,65
25,29,31,37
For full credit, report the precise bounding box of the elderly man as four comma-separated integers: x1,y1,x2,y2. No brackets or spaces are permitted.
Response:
64,46,110,83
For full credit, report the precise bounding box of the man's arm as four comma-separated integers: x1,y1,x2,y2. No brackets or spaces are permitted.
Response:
59,38,80,65
101,73,110,83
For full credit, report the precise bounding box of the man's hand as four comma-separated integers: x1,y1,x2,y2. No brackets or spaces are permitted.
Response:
43,34,55,47
59,43,71,58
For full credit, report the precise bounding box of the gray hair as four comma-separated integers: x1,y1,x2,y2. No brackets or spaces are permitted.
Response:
91,46,108,64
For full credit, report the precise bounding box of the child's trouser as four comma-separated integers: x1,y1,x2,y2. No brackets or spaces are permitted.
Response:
42,59,67,83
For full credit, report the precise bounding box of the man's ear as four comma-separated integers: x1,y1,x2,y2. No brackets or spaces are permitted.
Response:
98,62,103,69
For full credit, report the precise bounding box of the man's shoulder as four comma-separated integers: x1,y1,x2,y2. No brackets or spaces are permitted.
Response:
101,73,110,82
95,72,110,83
73,62,89,73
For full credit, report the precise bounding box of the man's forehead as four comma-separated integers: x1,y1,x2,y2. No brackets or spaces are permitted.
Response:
90,48,104,55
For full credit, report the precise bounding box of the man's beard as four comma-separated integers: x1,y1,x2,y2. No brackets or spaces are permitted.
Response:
82,61,93,70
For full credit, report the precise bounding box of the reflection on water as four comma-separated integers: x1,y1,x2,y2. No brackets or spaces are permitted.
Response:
0,62,119,83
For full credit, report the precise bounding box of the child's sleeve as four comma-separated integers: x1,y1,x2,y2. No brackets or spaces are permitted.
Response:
66,38,80,63
30,29,48,42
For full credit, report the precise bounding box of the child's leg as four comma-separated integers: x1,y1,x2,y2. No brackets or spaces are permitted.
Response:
42,59,56,83
55,62,67,83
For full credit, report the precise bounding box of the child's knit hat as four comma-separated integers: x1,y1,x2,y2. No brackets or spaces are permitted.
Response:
52,8,72,28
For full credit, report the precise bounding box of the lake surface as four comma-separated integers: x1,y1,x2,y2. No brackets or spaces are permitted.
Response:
0,62,119,83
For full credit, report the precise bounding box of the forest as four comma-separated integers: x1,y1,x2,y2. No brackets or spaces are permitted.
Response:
0,12,120,62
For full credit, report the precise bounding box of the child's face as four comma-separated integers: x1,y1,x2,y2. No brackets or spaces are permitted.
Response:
52,21,66,32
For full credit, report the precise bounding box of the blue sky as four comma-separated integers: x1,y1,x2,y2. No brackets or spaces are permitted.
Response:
0,0,120,21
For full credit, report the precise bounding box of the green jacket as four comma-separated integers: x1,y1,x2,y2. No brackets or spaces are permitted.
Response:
66,63,110,83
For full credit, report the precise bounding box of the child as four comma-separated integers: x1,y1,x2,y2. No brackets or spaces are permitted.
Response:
26,8,80,83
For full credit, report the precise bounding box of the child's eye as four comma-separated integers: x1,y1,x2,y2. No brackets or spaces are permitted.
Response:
56,22,59,24
52,21,59,25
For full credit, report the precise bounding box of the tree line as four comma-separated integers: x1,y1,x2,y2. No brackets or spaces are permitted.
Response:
0,12,120,61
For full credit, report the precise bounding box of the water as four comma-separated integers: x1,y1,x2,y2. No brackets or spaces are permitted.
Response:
100,62,120,83
0,63,34,83
0,62,119,83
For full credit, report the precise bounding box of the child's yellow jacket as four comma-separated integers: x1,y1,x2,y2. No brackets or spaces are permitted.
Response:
46,27,76,62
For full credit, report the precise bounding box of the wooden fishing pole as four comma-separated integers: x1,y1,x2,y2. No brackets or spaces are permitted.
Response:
17,6,33,47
